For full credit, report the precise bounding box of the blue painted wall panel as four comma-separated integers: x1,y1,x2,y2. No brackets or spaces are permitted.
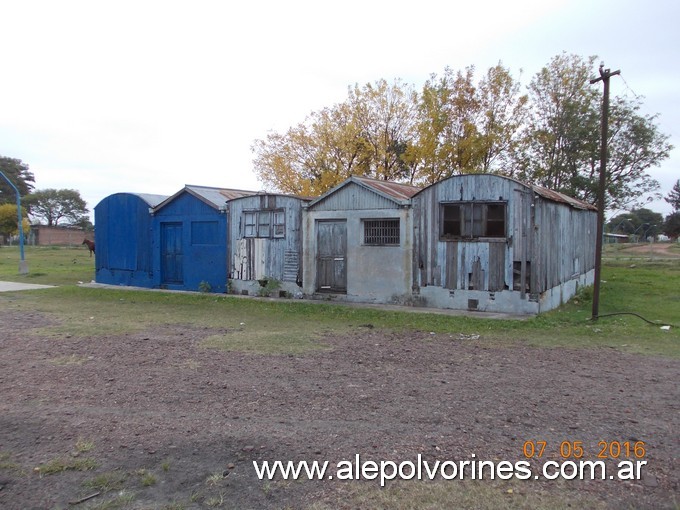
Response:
152,191,228,293
94,193,155,288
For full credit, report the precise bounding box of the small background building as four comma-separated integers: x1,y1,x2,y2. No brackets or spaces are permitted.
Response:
151,185,255,293
28,225,86,246
95,193,167,288
302,176,421,304
227,193,311,296
411,174,597,314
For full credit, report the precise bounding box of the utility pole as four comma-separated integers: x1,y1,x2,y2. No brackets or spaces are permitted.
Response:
0,169,28,274
590,63,620,320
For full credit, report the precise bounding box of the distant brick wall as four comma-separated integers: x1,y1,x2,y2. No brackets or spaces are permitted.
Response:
30,226,87,246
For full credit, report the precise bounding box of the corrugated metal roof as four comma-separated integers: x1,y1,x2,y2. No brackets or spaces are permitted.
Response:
413,174,597,211
530,184,597,211
307,175,421,209
154,185,258,211
134,193,169,207
353,176,421,201
186,185,257,207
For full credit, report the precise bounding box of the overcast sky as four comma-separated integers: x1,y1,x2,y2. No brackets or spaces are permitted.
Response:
1,0,678,219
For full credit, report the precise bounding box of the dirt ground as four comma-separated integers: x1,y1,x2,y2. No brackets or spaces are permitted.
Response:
613,242,680,259
0,307,678,509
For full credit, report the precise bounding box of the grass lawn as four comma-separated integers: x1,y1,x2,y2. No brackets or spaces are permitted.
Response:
1,245,678,357
1,245,678,509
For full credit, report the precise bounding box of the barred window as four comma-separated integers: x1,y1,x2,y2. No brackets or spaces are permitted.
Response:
364,219,400,246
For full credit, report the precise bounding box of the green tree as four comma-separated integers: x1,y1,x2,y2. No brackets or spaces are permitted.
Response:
518,53,671,208
0,156,35,204
413,66,481,184
518,53,600,194
665,179,680,212
606,208,664,238
346,78,419,182
24,189,89,227
476,63,528,174
0,203,30,243
663,212,680,240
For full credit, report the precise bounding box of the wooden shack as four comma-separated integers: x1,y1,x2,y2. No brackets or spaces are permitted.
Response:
94,192,167,288
151,185,255,293
411,174,597,314
302,176,420,304
227,193,310,296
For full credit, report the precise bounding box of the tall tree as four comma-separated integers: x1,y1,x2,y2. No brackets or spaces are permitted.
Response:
606,208,664,237
476,63,528,174
594,96,669,209
24,189,89,227
665,179,680,212
518,53,600,193
253,79,418,195
414,66,482,184
0,157,35,204
252,102,372,196
663,212,680,240
344,78,419,182
0,204,30,243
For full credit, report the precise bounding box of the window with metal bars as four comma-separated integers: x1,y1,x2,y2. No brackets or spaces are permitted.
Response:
363,219,400,246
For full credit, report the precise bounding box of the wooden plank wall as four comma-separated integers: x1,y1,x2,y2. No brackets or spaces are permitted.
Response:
228,195,306,283
413,175,596,296
413,175,516,293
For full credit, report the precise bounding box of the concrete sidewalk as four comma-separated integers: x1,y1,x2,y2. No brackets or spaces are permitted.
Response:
0,281,56,292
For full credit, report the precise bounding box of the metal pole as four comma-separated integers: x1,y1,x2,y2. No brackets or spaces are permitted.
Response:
0,169,28,274
590,64,620,320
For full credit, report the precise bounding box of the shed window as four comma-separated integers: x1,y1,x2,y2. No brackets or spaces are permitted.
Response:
441,202,506,239
258,211,271,238
242,209,286,238
364,219,400,245
273,211,285,238
244,212,256,237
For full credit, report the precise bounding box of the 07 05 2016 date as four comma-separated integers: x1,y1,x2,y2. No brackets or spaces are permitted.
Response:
522,440,646,460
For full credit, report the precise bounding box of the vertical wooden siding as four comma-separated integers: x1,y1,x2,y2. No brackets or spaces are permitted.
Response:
413,175,595,296
228,195,306,283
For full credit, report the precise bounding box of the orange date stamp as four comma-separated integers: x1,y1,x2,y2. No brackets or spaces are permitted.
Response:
522,440,646,460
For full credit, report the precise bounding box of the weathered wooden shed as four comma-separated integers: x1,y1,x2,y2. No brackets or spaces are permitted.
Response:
94,192,168,288
227,193,311,296
151,185,255,293
411,174,597,314
302,176,421,304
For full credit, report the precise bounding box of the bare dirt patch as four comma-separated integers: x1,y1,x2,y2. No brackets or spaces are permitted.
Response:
615,242,680,259
0,308,677,509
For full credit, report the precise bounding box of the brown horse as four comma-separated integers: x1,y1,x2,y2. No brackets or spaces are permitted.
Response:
82,238,95,257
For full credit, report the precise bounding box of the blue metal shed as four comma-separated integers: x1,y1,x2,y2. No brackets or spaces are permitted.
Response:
94,192,168,288
151,185,255,293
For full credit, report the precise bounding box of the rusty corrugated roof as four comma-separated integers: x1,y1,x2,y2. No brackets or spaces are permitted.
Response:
154,185,258,212
353,176,421,201
530,184,597,211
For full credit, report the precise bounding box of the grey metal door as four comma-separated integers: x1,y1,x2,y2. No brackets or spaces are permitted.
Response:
316,220,346,292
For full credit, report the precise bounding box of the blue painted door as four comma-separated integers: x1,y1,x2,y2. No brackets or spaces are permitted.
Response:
161,222,183,284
